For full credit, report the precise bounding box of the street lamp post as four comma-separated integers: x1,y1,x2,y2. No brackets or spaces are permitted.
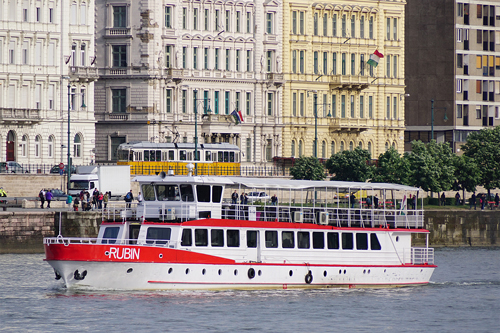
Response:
430,99,448,141
314,93,318,158
192,90,211,175
63,77,72,193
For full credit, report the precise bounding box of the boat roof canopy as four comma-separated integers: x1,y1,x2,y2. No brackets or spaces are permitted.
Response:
133,175,419,192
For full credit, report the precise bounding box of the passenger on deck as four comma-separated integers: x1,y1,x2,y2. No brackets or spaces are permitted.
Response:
231,190,238,204
374,194,379,209
271,194,278,206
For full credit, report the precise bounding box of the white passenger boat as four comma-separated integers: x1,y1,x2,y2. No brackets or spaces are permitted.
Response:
44,165,436,290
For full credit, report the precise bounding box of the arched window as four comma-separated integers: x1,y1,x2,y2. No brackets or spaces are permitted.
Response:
21,135,28,157
299,140,303,157
349,141,354,151
80,44,86,66
392,142,396,149
358,141,363,149
291,140,296,157
48,136,54,158
331,141,335,156
73,134,82,158
321,140,326,158
340,141,345,151
80,3,87,26
35,135,41,158
385,142,389,151
368,142,372,156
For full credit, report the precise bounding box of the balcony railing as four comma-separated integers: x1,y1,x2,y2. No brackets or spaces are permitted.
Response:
0,107,42,124
69,66,99,81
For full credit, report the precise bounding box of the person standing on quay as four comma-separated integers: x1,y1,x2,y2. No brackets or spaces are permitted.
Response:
45,190,53,209
39,189,46,209
470,192,476,210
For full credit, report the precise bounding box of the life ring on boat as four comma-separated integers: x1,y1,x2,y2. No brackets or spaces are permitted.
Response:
305,271,313,284
248,268,256,279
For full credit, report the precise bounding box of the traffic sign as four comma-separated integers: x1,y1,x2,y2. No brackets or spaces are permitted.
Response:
59,163,64,169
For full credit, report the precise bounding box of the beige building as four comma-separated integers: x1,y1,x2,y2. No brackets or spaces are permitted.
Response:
280,0,405,166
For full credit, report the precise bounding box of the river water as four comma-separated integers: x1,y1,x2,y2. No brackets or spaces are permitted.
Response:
1,247,499,332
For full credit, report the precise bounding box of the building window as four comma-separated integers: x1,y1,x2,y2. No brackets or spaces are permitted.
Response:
386,96,391,118
314,52,318,74
331,141,335,155
351,53,355,75
21,135,27,157
314,13,318,35
360,54,365,75
323,52,328,75
393,96,397,119
300,51,304,74
182,8,187,29
292,50,297,73
393,18,398,40
393,55,397,77
35,136,41,158
226,10,230,32
360,16,364,38
457,79,462,93
246,138,252,162
340,141,345,152
73,134,81,158
267,93,273,116
165,6,172,28
300,11,304,35
292,11,297,34
291,140,296,157
48,136,54,158
215,10,219,31
267,51,273,72
342,15,346,37
193,8,198,30
204,91,209,113
247,12,251,33
292,93,297,116
341,95,346,118
182,90,187,113
214,91,219,114
457,104,463,118
360,96,364,118
193,90,198,114
246,50,251,71
236,11,241,32
321,141,326,158
266,12,274,34
112,89,126,113
182,47,187,68
386,55,391,77
113,6,127,28
236,50,240,71
204,48,209,70
342,53,346,75
386,18,391,39
322,94,327,117
350,95,355,118
300,93,304,116
349,141,354,151
332,94,336,117
165,45,172,68
266,139,272,161
351,15,355,38
166,89,172,113
332,53,337,74
246,92,251,116
112,45,127,68
225,91,230,115
235,92,240,113
299,140,303,156
193,47,198,69
215,48,219,70
323,14,328,36
226,49,230,71
369,17,373,39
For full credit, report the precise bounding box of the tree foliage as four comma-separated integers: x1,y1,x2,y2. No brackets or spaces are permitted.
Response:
462,127,500,192
372,147,410,184
453,154,481,194
325,147,374,182
290,156,325,180
405,140,455,194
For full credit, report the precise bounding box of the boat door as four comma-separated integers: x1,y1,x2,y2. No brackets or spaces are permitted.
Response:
246,230,261,262
128,224,141,244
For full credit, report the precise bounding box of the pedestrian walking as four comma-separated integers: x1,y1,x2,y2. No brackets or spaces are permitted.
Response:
470,192,476,210
39,189,46,209
45,190,53,208
455,192,461,206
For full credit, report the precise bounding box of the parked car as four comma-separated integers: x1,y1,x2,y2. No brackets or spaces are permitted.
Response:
246,191,270,202
49,189,68,198
50,165,77,174
0,162,27,173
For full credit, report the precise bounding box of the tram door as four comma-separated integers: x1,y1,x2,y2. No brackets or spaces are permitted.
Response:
246,230,261,262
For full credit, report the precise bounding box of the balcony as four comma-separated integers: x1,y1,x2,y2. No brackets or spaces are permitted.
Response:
201,113,233,124
105,27,132,37
329,75,370,91
266,73,284,86
163,68,184,82
0,108,42,124
328,117,369,133
69,66,99,82
104,113,129,121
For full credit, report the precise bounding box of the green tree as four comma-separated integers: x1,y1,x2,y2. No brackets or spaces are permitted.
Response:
325,147,374,182
372,147,410,184
462,127,500,195
405,140,455,197
453,154,480,204
290,156,325,180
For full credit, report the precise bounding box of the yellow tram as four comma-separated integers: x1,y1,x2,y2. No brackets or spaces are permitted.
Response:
116,142,241,176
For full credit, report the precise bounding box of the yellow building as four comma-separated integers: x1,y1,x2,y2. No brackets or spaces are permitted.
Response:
280,0,405,165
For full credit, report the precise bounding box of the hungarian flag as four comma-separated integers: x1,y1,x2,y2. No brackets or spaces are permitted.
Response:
237,110,244,123
231,110,243,124
367,50,384,67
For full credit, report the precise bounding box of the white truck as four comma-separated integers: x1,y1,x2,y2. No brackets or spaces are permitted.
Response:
68,165,130,198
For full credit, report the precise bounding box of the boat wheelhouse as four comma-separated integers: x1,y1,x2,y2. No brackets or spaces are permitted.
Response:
44,168,436,290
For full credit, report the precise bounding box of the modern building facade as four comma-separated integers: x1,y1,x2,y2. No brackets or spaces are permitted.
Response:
280,0,405,166
405,0,500,153
0,0,97,165
94,0,283,166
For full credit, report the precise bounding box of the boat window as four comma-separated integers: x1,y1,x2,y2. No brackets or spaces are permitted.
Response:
102,227,120,244
142,184,155,201
156,150,161,161
157,185,180,201
180,184,194,202
181,229,192,246
370,233,382,250
211,229,224,247
205,151,211,161
327,232,339,249
282,231,295,248
224,151,229,162
144,150,150,161
356,233,369,250
212,186,223,203
265,231,278,248
312,232,324,249
247,230,257,248
195,229,208,246
180,150,187,160
227,230,240,247
168,150,175,160
229,152,235,162
146,227,171,245
342,233,354,250
298,232,310,249
197,185,211,202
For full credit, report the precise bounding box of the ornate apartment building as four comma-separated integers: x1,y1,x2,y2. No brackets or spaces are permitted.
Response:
0,0,97,165
94,0,283,165
280,0,405,166
405,0,500,153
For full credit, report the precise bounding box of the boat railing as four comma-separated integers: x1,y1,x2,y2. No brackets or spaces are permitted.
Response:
406,247,434,265
44,236,180,248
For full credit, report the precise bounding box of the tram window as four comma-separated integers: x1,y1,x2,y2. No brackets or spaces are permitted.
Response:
168,150,175,160
247,230,257,248
180,150,187,160
212,153,217,161
180,184,194,202
229,152,235,162
212,186,223,203
156,150,161,161
211,229,224,247
298,232,310,249
157,185,180,201
197,185,211,202
327,232,340,249
181,229,192,246
150,150,156,161
146,227,171,245
342,233,354,250
224,151,229,162
227,230,240,247
218,151,223,162
205,151,211,161
282,231,295,248
188,152,193,160
265,230,278,248
144,150,150,161
142,184,155,201
195,229,208,246
370,233,382,250
102,227,120,244
133,151,142,162
312,232,324,249
162,151,168,161
356,233,369,250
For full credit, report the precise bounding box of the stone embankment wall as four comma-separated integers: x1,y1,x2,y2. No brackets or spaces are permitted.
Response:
0,210,498,253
